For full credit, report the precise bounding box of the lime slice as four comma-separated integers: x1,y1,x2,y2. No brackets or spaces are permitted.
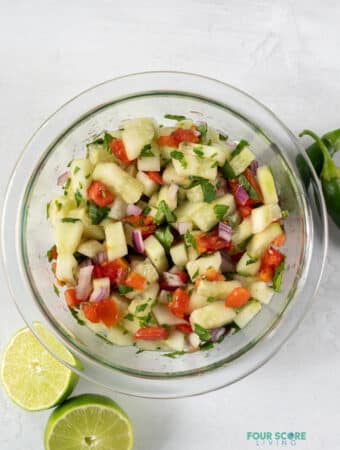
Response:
44,394,134,450
1,322,81,411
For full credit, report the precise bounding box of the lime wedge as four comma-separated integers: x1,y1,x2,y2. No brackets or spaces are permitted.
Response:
44,394,134,450
1,322,80,411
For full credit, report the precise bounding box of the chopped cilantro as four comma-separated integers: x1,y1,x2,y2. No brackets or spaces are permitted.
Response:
140,144,154,157
214,204,229,221
142,206,152,215
193,146,204,158
246,256,258,266
272,258,285,292
185,176,216,203
87,201,110,225
154,200,177,225
184,230,197,250
135,303,148,314
219,133,227,141
207,296,216,303
85,173,91,179
155,226,174,251
198,122,208,143
46,202,50,219
170,150,188,169
53,284,60,297
55,200,62,211
61,217,80,223
231,139,249,157
124,313,134,321
63,177,71,196
139,312,155,328
191,269,199,280
103,132,114,153
194,324,211,341
164,114,187,121
238,174,259,200
69,307,85,325
221,160,236,179
73,166,80,174
117,285,133,295
67,160,73,167
79,182,83,189
211,161,218,168
46,245,57,262
163,351,186,358
74,190,83,207
199,341,214,351
136,349,144,354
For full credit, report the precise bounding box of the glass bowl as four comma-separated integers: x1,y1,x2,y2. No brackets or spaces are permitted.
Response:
1,72,328,398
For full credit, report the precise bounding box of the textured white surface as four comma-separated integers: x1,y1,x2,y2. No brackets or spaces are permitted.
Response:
1,1,340,449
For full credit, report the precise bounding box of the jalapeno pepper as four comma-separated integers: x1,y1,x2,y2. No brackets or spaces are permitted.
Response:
300,129,340,228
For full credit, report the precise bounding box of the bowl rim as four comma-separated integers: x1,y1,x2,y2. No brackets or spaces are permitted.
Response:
1,71,328,398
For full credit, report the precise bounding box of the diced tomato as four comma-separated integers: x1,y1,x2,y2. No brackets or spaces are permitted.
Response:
87,181,114,208
47,245,58,261
272,231,286,247
110,139,131,164
262,247,284,269
145,171,163,185
134,327,169,340
82,299,120,327
225,287,251,308
259,266,274,282
139,224,157,239
175,323,193,334
159,272,188,291
171,128,199,145
238,205,252,218
123,215,154,227
243,168,263,204
168,288,190,318
93,258,129,285
205,268,225,281
196,229,233,254
64,288,81,308
157,134,178,148
124,272,146,290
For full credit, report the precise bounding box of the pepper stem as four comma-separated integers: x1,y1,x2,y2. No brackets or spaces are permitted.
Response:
299,129,340,181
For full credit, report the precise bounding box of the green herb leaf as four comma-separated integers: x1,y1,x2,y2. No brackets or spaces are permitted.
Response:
193,146,204,158
55,200,62,211
67,160,73,167
136,349,144,354
61,217,80,223
194,324,211,341
155,226,174,251
139,312,156,328
170,150,188,168
211,161,218,168
214,204,229,221
117,285,133,295
201,180,217,203
69,307,85,325
238,174,259,200
199,341,214,351
103,132,114,153
46,202,51,219
53,284,60,297
154,200,177,225
281,209,289,218
74,190,83,207
73,166,80,174
192,268,199,280
124,313,134,321
135,303,148,314
142,206,151,215
246,256,258,266
62,177,71,196
140,144,154,157
221,160,236,179
164,114,187,121
219,133,227,141
272,258,285,292
46,245,57,262
231,139,249,157
163,351,186,358
184,230,197,250
87,201,110,225
198,122,208,143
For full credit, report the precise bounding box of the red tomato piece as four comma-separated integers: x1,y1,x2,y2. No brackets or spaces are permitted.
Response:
157,134,178,148
225,287,251,308
94,258,129,285
123,215,154,227
171,128,199,144
110,139,131,164
272,231,286,247
175,323,193,334
82,299,120,327
139,224,157,239
205,268,225,281
238,205,253,218
243,168,264,204
196,229,233,254
87,181,114,207
64,288,81,308
124,272,146,290
168,288,190,318
145,171,163,185
259,266,274,282
262,247,284,269
134,327,169,340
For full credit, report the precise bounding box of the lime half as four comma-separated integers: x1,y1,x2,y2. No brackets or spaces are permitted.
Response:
44,394,134,450
1,322,80,411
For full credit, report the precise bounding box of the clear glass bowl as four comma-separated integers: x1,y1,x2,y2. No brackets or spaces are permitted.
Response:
1,72,328,398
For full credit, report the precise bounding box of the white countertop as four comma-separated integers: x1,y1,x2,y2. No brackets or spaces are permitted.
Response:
1,1,340,449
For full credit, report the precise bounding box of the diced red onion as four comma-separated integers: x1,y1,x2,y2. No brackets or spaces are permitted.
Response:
218,222,232,242
168,183,179,199
220,251,235,272
177,221,192,235
127,204,142,216
89,286,107,302
250,160,259,175
158,290,170,304
76,265,94,300
163,272,186,287
94,250,107,264
132,229,144,253
79,258,93,268
211,327,226,342
57,171,69,186
235,185,249,205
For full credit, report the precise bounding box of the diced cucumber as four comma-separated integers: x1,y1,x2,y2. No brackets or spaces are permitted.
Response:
104,221,128,261
48,196,76,225
128,296,154,316
56,254,77,285
132,257,159,284
187,246,199,261
157,185,178,211
186,252,222,281
186,184,204,202
197,280,242,300
54,220,84,254
231,217,253,245
174,201,205,222
190,301,236,329
188,290,207,313
236,252,261,276
251,204,282,233
234,299,262,328
257,165,278,204
144,235,168,273
122,317,140,335
136,171,158,197
70,159,92,198
229,147,255,176
170,242,188,267
77,239,103,258
108,196,127,220
125,164,137,177
192,194,235,232
172,153,217,180
122,118,155,160
148,192,159,207
248,281,274,304
165,330,185,351
153,304,187,326
87,142,116,166
247,223,282,258
137,145,161,172
180,142,230,166
162,164,190,185
68,208,105,241
92,162,143,204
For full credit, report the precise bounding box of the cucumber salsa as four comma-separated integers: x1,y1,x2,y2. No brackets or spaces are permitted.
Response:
47,116,286,354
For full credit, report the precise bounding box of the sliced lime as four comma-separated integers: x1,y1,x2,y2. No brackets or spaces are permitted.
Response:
1,322,81,411
44,394,134,450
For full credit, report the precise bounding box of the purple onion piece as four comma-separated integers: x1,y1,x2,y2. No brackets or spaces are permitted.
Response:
163,272,186,287
218,222,232,241
94,250,108,264
127,204,143,216
177,221,192,235
132,229,144,253
235,185,249,206
211,327,226,343
76,265,94,300
57,171,69,186
250,160,259,176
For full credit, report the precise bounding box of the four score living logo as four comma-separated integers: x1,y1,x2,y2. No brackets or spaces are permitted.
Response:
246,432,307,446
